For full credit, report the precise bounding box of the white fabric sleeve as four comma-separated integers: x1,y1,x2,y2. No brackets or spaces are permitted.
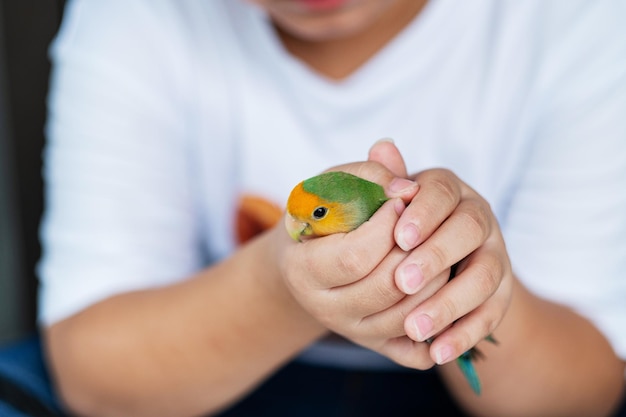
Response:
38,0,204,325
503,1,626,359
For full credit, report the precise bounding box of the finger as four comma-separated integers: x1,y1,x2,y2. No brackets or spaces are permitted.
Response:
403,242,505,343
367,138,408,178
428,305,501,367
292,198,405,289
395,195,492,294
395,168,463,252
329,246,409,325
355,267,449,339
367,140,418,203
426,267,512,366
377,336,435,370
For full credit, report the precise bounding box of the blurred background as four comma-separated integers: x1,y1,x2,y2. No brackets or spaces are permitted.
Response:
0,1,65,344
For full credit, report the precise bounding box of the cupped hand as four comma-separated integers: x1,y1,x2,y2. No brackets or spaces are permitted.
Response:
390,167,514,366
277,140,513,371
277,140,443,369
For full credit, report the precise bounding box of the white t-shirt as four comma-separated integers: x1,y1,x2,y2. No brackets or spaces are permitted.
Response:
39,0,626,366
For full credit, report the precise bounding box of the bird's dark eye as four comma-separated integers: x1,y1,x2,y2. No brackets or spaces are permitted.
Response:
312,206,328,220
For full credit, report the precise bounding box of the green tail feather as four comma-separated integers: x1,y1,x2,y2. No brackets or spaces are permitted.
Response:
455,335,498,395
456,348,483,395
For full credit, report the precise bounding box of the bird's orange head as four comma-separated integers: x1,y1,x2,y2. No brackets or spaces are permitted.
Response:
285,181,358,241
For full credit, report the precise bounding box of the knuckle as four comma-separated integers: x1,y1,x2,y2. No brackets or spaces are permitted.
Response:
447,321,477,355
458,200,491,242
358,272,405,316
430,167,456,180
429,174,459,207
440,296,459,324
469,314,499,347
460,328,477,354
373,278,401,305
472,258,503,297
484,316,499,338
337,244,369,278
427,243,451,274
386,307,411,337
358,300,409,341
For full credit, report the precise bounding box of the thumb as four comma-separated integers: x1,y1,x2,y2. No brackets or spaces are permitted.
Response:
367,138,417,203
368,138,408,178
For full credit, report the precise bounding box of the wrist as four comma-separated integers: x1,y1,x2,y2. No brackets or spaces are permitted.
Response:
258,226,328,340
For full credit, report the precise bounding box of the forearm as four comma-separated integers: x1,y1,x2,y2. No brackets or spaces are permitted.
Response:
438,277,626,417
44,228,326,417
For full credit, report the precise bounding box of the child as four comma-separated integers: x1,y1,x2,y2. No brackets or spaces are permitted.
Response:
32,0,626,416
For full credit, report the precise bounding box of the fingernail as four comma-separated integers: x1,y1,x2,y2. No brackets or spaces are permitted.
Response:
397,223,419,251
435,344,453,365
412,314,433,342
375,137,395,145
398,263,423,294
389,177,417,194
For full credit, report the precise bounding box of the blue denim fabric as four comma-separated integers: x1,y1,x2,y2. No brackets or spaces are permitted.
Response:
0,334,467,417
0,402,32,417
0,334,66,416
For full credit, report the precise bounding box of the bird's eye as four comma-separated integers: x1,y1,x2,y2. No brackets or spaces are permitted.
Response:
312,206,328,220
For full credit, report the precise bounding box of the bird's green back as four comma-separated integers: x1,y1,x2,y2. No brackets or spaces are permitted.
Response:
303,172,387,205
302,172,388,225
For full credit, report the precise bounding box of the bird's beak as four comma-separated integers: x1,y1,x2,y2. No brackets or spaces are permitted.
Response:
285,215,312,242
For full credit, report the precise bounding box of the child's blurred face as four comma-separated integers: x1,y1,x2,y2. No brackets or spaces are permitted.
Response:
248,0,402,41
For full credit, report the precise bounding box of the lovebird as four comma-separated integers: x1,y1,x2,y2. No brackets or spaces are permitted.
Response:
285,171,388,241
284,170,495,395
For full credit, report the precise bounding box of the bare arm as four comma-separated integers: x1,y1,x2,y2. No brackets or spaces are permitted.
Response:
439,278,626,417
43,151,421,417
390,167,626,417
45,228,326,417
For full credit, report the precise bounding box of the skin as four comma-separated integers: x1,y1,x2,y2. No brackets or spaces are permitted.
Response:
45,149,419,417
45,1,625,416
259,0,430,79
